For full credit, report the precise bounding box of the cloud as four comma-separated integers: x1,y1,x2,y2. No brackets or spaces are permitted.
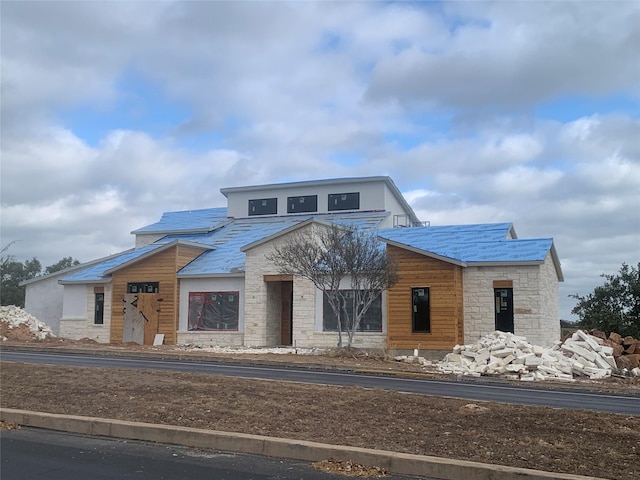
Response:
365,2,640,110
1,1,638,323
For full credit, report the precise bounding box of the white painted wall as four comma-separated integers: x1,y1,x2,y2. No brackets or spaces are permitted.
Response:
177,276,245,346
24,275,66,335
225,179,403,218
58,284,111,343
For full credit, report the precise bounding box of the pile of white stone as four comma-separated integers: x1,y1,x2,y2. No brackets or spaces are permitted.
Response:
0,305,54,341
434,330,637,381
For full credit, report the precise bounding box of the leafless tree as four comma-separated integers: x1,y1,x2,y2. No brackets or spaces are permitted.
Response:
267,223,398,348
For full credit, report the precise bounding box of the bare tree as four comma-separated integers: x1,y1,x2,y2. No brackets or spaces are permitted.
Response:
267,223,397,348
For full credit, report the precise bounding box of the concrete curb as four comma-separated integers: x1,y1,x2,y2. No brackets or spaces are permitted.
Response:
1,408,603,480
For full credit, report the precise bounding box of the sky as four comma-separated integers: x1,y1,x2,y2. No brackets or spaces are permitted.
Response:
1,1,639,322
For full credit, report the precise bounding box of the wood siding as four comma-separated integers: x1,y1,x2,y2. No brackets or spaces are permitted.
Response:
386,246,464,350
109,245,204,345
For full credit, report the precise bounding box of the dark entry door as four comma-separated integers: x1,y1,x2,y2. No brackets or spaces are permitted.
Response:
494,288,514,333
280,281,293,346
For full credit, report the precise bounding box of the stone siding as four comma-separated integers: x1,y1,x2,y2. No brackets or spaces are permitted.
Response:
463,258,559,346
176,331,244,346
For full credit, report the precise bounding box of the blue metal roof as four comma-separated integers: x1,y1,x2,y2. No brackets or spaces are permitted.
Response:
60,244,166,282
131,207,228,234
378,223,553,264
61,213,555,282
177,211,389,276
62,211,389,281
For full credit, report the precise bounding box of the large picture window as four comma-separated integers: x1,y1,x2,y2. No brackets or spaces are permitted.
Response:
188,292,239,331
322,290,382,332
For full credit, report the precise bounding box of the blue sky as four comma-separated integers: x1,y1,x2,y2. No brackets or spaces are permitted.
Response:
1,1,639,323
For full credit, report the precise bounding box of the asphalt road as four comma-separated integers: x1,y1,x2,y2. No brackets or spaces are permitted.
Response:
1,427,423,480
1,350,639,415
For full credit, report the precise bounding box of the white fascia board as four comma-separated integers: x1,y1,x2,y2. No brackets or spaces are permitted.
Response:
177,272,246,279
220,176,391,197
466,261,544,267
382,177,421,225
58,278,112,285
379,238,467,267
550,242,564,282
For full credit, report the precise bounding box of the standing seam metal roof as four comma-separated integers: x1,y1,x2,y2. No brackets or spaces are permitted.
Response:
377,223,554,264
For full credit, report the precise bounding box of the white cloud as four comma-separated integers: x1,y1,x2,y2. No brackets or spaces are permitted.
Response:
1,1,638,323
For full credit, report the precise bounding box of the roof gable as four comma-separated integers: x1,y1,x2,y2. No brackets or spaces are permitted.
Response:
378,223,563,280
59,241,212,283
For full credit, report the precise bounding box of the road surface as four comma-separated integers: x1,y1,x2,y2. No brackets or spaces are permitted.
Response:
1,350,638,414
1,427,423,480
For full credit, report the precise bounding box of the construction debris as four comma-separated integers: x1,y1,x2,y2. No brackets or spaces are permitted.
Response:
0,305,54,341
396,330,640,381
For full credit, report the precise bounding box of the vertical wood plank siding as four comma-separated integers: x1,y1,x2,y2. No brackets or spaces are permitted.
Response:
386,245,464,350
109,245,205,344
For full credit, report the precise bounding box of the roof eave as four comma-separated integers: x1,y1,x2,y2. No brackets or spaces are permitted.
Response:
466,260,544,267
220,176,391,197
550,242,564,282
104,241,213,275
240,218,346,252
59,278,111,285
20,249,136,286
177,272,246,279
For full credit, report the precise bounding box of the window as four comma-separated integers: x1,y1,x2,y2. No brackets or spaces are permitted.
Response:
94,293,104,325
127,282,159,293
248,198,277,216
328,192,359,211
412,287,430,333
322,290,382,332
287,195,318,213
188,292,239,331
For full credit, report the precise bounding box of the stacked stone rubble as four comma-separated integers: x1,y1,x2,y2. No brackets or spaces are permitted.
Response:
597,330,640,374
431,330,640,381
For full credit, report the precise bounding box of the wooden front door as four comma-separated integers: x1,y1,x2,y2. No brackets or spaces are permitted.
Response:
123,293,159,345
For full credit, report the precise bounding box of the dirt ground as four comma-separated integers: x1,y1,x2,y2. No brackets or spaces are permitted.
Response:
1,341,639,479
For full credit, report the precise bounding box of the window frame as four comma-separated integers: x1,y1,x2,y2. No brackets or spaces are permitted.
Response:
248,197,278,216
412,287,431,333
188,291,240,331
127,282,159,294
94,292,104,325
287,195,318,213
322,289,382,333
328,192,360,211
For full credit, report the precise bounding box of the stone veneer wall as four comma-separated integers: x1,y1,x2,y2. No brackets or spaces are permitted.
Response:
536,253,561,345
243,236,316,347
176,331,244,346
59,284,112,343
463,258,559,347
